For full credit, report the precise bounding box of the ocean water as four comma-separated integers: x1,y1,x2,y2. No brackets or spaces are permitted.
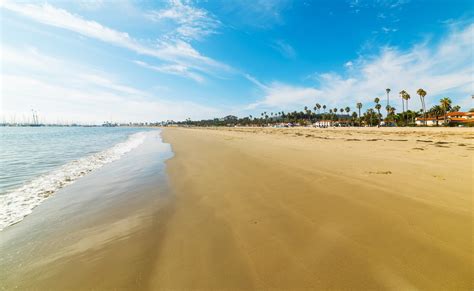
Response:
0,126,152,230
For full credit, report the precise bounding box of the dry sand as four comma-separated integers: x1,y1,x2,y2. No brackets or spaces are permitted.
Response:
153,127,473,290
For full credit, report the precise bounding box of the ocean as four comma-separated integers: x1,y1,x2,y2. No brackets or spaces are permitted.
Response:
0,126,156,230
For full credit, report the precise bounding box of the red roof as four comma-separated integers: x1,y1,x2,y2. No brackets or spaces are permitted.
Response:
450,118,474,123
447,112,466,117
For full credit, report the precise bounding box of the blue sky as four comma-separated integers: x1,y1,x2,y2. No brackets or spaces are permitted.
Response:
1,0,473,123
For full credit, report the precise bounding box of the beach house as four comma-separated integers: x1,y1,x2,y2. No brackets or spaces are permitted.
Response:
415,111,474,126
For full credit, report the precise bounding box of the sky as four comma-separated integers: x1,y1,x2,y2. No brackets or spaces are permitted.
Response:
1,0,473,124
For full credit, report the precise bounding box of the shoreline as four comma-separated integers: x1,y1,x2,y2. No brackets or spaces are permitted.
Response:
0,127,152,231
0,130,174,290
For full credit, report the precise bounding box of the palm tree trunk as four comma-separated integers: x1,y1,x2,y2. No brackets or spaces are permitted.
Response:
423,99,427,126
406,100,409,125
419,96,424,126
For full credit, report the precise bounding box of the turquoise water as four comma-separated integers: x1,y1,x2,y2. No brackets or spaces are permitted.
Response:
0,126,152,230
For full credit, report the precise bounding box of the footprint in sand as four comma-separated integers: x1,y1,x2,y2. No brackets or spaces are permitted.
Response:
368,171,392,175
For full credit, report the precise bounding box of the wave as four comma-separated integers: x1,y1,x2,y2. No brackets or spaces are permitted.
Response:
0,132,147,231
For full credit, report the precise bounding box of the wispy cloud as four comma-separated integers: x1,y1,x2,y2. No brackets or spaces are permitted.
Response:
271,39,296,59
0,1,231,80
76,0,104,11
133,60,204,83
349,0,408,34
243,73,268,90
248,23,473,112
145,0,220,42
1,46,220,123
381,26,398,33
247,83,321,109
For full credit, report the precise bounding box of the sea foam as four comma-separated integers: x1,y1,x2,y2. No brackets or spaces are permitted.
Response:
0,131,147,231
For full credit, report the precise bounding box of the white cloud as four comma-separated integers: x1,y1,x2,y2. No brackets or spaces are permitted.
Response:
145,0,220,41
76,0,104,11
243,74,268,90
247,83,321,109
271,39,296,59
133,60,204,83
248,23,474,112
0,46,220,123
0,1,231,80
381,26,398,33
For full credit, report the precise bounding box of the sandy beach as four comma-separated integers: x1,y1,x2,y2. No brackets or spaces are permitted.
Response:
1,127,472,290
154,127,473,289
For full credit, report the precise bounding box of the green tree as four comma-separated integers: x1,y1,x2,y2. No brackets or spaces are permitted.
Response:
440,97,452,125
374,97,381,125
403,92,411,124
450,105,461,112
416,88,427,126
375,103,382,124
429,105,443,126
351,111,358,126
399,90,407,116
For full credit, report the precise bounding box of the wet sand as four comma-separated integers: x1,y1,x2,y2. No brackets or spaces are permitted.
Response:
1,127,472,290
154,127,473,289
0,130,173,290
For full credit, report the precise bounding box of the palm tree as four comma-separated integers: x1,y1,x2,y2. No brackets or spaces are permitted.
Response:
399,90,407,115
351,112,357,126
389,106,396,116
345,106,350,114
403,92,411,124
429,105,443,126
356,102,362,117
316,103,321,114
323,105,327,113
375,103,382,125
385,105,392,121
386,88,391,108
440,97,452,125
416,88,427,126
374,97,380,123
356,102,362,126
451,105,461,112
